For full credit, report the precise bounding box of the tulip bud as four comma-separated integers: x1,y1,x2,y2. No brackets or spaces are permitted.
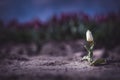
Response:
86,30,93,42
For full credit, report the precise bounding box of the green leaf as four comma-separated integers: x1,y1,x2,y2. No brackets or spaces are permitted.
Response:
82,56,89,61
81,56,93,63
90,58,106,66
90,44,94,50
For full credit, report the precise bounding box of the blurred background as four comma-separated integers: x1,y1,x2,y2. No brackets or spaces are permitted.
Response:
0,0,120,48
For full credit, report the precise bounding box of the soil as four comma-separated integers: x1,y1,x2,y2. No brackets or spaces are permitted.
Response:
0,40,120,80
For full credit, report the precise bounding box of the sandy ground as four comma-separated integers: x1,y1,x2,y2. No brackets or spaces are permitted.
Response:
0,55,120,80
0,41,120,80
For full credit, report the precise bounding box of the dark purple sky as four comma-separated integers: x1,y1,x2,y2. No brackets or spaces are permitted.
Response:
0,0,120,22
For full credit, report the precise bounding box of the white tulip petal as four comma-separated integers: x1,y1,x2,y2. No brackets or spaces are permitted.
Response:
86,30,93,42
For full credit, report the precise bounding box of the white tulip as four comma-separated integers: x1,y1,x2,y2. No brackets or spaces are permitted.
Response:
86,30,93,42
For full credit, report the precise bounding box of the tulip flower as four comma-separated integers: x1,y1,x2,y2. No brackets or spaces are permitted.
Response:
82,30,106,66
82,30,94,63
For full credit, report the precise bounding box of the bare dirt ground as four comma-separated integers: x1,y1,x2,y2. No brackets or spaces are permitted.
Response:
0,40,120,80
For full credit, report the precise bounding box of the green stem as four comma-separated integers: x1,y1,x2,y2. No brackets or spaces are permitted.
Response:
82,41,94,63
88,50,93,62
